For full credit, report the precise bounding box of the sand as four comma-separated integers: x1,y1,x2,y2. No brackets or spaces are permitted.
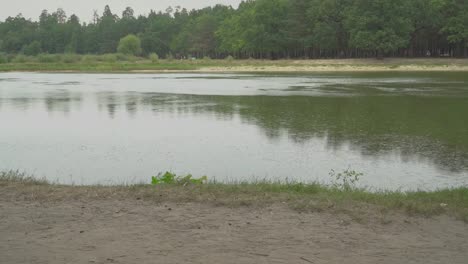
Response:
1,196,468,264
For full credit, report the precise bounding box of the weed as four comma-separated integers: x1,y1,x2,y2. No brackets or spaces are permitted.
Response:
151,172,208,186
329,168,364,191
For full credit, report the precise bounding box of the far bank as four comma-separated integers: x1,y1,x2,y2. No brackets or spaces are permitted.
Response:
1,57,468,73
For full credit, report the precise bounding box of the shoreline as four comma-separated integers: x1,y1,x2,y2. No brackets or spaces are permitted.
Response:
2,173,467,222
2,175,468,263
1,58,468,73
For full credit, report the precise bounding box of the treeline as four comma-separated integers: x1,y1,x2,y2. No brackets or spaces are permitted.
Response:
0,0,467,59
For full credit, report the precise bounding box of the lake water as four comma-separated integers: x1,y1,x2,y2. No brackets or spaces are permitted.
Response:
1,72,467,190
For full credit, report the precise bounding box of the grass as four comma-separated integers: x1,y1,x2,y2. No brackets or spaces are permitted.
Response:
1,55,468,72
1,170,467,222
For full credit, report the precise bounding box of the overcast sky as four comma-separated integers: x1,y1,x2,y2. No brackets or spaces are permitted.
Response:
0,0,243,22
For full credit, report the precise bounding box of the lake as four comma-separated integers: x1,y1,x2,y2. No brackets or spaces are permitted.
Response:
1,72,467,190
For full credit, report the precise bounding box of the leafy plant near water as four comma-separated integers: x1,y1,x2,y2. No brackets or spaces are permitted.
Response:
329,168,364,191
151,171,208,185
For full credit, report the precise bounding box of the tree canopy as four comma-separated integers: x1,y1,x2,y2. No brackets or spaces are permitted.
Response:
0,0,467,59
117,34,142,55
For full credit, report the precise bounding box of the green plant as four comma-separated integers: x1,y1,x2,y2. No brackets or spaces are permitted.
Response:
0,53,7,64
149,53,159,63
82,54,98,63
61,53,81,63
22,41,42,56
12,54,29,63
225,55,234,62
101,54,118,63
38,53,62,63
329,168,363,191
151,172,208,185
166,52,174,61
117,34,142,55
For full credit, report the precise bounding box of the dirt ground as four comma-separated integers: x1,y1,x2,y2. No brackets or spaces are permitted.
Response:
1,196,468,264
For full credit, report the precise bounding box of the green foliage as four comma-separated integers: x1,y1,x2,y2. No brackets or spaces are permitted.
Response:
61,53,81,63
37,53,61,63
166,52,174,61
441,0,468,46
22,41,42,56
151,172,208,185
345,0,413,56
0,2,468,58
101,53,118,62
0,53,7,64
117,34,142,55
225,55,234,61
329,169,364,191
12,54,30,63
149,53,159,63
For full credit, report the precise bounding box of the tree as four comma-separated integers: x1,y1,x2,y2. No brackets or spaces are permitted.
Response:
345,0,413,58
308,0,350,57
441,0,468,56
117,34,142,55
1,1,467,58
23,40,41,55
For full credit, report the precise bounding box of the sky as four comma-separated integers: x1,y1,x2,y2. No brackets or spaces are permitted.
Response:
0,0,243,22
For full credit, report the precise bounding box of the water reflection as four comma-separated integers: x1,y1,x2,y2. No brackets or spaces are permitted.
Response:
89,92,468,173
44,90,82,114
0,72,467,188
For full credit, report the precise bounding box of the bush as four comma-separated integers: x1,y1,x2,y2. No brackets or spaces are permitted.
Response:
116,53,139,62
203,56,212,61
149,53,159,63
22,41,42,56
82,54,98,63
225,55,234,62
101,54,118,62
37,53,61,63
12,54,29,63
0,53,7,64
166,52,174,61
61,54,81,63
117,34,142,55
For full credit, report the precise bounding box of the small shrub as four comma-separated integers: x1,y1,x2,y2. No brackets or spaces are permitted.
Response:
166,52,174,61
116,53,130,61
12,54,29,63
37,53,61,63
102,54,118,63
61,54,81,63
22,41,42,56
329,168,364,191
151,172,208,186
82,54,98,63
203,56,212,61
225,55,234,62
6,54,16,63
0,53,7,64
149,53,159,63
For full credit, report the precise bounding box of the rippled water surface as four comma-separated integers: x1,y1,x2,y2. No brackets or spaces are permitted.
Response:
1,72,467,190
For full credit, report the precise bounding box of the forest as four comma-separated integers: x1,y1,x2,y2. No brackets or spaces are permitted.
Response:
0,0,467,59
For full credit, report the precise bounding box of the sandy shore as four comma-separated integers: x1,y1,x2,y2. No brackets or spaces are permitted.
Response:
3,58,468,73
196,65,468,72
1,187,468,264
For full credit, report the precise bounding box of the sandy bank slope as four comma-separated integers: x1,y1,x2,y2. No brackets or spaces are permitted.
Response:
1,198,467,264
